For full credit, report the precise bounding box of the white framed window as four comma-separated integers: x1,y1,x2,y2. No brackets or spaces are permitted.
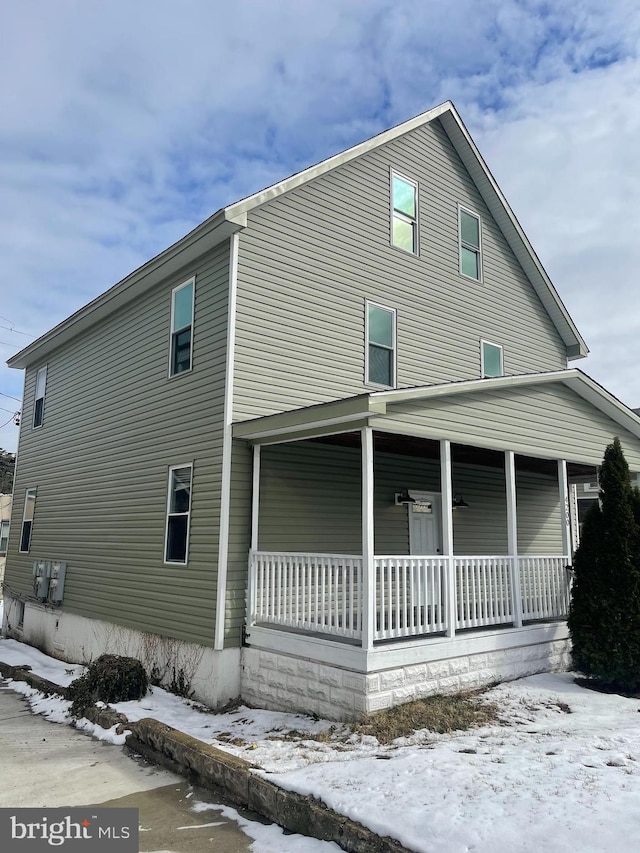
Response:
459,206,482,281
366,301,396,388
391,171,418,254
0,519,9,555
164,464,193,564
19,489,36,553
169,278,195,376
481,339,503,378
33,366,47,428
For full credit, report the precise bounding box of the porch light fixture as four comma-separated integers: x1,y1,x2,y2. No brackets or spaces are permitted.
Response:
395,488,416,505
452,494,469,509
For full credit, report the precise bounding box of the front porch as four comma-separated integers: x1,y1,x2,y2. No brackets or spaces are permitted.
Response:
244,427,582,657
249,551,571,643
231,372,640,716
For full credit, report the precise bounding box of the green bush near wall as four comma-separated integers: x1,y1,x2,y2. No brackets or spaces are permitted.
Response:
568,437,640,693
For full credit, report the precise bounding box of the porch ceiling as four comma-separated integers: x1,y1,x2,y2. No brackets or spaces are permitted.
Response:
310,432,596,480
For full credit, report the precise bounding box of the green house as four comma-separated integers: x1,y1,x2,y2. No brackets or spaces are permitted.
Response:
4,101,640,718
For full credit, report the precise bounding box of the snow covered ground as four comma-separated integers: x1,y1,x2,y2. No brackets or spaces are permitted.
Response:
1,636,639,852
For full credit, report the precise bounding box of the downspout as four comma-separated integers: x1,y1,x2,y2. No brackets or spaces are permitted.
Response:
214,232,239,650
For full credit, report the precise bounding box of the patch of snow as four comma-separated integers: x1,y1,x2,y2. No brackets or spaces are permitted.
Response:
3,637,640,851
0,637,85,686
192,801,342,852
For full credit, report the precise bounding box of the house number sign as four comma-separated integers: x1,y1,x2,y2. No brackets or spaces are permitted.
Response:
412,501,433,513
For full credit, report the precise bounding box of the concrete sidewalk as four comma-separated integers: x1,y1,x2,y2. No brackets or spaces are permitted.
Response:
0,660,411,853
0,683,254,852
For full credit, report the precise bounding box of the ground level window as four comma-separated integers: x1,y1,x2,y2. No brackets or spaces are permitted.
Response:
19,489,36,553
0,519,8,554
165,465,192,563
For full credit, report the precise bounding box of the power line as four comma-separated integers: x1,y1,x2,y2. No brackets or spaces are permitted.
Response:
0,391,22,403
0,324,32,337
0,414,17,429
0,314,33,337
0,406,17,415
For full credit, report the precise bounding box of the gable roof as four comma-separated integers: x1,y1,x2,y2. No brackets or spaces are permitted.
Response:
9,101,587,369
233,369,640,444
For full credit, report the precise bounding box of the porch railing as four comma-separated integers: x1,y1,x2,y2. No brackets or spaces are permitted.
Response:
251,552,362,639
519,556,571,621
455,557,513,629
249,551,571,643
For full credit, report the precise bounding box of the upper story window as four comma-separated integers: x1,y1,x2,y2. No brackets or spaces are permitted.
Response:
19,489,36,553
391,172,418,255
164,464,193,564
33,366,47,428
459,207,482,281
366,301,396,388
0,519,9,555
481,340,503,378
170,278,195,376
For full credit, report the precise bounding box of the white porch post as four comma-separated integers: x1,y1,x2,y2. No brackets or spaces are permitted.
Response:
558,459,572,558
440,439,456,638
247,444,261,627
361,427,375,650
505,450,523,628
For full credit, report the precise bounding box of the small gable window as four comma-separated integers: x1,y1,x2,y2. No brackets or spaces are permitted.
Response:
481,340,503,378
391,172,418,254
170,278,195,376
33,366,47,428
366,302,396,388
459,207,482,281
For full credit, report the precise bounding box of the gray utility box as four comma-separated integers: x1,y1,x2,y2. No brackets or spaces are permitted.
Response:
32,561,51,600
48,562,67,604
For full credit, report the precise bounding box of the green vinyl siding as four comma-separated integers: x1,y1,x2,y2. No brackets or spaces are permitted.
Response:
516,470,563,554
375,383,640,471
5,242,230,646
254,440,563,558
233,117,567,421
224,438,253,645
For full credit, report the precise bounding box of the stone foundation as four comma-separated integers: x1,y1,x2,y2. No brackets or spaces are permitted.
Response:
241,637,572,720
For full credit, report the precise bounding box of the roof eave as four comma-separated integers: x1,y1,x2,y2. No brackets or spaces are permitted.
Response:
438,110,588,358
8,209,245,369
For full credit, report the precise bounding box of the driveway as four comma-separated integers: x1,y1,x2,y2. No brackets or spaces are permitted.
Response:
0,680,254,852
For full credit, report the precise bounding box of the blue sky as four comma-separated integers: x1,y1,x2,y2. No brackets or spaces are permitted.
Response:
1,0,640,451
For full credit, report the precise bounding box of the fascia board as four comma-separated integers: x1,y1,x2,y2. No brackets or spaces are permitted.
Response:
439,110,588,358
562,372,640,439
374,369,640,441
372,371,572,405
232,396,386,442
8,211,243,369
223,102,453,219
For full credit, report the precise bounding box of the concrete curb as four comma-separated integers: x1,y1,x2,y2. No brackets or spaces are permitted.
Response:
126,718,411,853
0,662,412,852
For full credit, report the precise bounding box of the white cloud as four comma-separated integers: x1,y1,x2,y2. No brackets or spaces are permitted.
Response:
2,0,640,450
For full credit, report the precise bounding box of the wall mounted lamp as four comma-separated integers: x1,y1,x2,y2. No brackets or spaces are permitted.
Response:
452,494,469,509
395,488,416,505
